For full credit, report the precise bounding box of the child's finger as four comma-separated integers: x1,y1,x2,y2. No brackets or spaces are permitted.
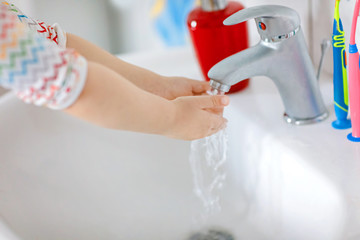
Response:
205,107,225,116
191,95,229,109
192,80,211,94
205,114,228,136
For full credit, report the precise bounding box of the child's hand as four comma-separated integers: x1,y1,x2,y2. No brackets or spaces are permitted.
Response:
158,76,211,100
165,95,230,140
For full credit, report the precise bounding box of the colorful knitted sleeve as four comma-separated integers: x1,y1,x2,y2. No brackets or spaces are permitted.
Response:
0,3,88,110
3,1,67,48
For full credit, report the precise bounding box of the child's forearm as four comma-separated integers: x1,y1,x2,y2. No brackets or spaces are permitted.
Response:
65,61,175,135
66,33,165,91
65,61,229,140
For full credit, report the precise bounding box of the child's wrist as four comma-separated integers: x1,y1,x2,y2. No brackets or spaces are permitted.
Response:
159,100,177,138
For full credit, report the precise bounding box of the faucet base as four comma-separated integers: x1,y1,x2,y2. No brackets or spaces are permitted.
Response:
284,111,329,126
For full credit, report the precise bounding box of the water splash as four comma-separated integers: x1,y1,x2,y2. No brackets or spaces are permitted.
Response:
189,87,229,217
189,129,228,215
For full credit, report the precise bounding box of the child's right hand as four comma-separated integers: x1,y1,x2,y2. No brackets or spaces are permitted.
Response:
166,95,230,140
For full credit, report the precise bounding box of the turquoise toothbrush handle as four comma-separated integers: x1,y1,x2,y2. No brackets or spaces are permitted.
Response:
332,16,351,129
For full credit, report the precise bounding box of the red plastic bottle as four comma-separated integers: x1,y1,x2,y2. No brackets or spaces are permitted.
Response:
187,0,249,93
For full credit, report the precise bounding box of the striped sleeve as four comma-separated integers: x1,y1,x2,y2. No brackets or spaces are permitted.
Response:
0,3,88,109
2,1,67,48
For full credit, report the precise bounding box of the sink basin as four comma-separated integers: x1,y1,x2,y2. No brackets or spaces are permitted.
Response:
0,47,359,240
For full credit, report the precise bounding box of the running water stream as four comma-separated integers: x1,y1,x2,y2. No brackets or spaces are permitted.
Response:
189,89,229,220
189,129,228,214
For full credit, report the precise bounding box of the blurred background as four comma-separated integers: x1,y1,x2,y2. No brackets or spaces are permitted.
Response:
5,0,360,77
10,0,312,54
11,0,208,54
0,0,328,96
12,0,163,53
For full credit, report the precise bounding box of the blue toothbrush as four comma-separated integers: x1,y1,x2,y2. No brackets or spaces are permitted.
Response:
332,0,351,129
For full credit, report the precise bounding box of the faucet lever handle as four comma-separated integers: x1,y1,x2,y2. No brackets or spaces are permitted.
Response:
224,5,301,42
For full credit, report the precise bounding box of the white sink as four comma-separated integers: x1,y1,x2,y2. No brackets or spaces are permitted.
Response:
0,47,358,240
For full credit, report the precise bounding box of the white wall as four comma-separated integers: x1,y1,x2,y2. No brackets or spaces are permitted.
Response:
11,0,113,52
9,0,162,54
108,0,163,53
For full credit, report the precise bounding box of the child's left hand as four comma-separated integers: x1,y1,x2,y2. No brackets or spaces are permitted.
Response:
156,76,211,100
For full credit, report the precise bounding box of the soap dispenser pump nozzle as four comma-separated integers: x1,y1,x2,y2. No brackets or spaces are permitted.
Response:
200,0,227,11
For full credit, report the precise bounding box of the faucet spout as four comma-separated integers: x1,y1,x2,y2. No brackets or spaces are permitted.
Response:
208,42,272,88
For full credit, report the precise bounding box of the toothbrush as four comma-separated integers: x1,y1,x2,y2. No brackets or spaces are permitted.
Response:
348,0,360,142
332,0,351,129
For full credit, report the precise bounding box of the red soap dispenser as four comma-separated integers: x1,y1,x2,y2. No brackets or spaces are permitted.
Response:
187,0,249,93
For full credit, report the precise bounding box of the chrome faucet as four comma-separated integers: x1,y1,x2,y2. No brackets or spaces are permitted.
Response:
208,5,328,125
